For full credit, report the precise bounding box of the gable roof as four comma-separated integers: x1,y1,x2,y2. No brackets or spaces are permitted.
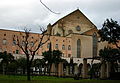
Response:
51,9,97,29
81,28,98,36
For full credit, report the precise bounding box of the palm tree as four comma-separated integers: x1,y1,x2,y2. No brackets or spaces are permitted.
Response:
42,50,63,75
33,59,45,74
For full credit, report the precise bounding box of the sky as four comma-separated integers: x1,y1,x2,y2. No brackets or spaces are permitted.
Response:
0,0,120,33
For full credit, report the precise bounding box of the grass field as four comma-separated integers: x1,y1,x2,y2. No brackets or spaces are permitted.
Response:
0,75,120,83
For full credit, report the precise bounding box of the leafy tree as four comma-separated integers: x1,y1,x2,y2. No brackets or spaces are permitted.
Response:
52,50,62,63
98,19,120,61
17,57,27,74
0,51,14,74
99,47,119,72
98,19,120,73
99,47,119,62
32,59,45,74
7,60,18,74
98,19,120,49
42,49,62,75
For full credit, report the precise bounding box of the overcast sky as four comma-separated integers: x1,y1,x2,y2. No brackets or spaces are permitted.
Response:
0,0,120,32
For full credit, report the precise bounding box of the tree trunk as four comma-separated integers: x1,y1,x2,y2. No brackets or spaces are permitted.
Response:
2,64,5,75
27,57,31,81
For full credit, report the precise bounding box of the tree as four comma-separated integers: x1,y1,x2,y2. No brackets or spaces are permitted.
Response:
99,47,119,72
98,19,120,62
7,60,18,74
13,28,50,81
98,19,120,49
99,47,119,62
0,51,14,75
32,59,45,74
42,49,63,75
17,57,27,74
98,19,120,73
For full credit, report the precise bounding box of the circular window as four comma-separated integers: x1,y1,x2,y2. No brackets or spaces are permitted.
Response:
76,26,81,31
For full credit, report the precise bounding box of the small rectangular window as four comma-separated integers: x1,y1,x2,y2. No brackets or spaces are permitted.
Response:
47,43,50,48
68,54,71,57
55,44,58,49
3,39,7,45
16,50,19,54
68,45,71,50
62,45,65,50
30,42,34,46
13,40,16,45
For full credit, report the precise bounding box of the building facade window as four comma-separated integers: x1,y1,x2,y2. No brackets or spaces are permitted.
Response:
3,39,7,45
92,33,97,57
22,41,25,46
13,40,16,45
13,51,15,54
0,48,2,52
62,45,65,50
68,54,71,57
68,45,71,50
55,44,58,49
30,41,34,46
56,39,58,41
77,39,81,58
4,34,6,36
16,50,19,54
47,43,50,49
76,26,81,31
62,53,64,57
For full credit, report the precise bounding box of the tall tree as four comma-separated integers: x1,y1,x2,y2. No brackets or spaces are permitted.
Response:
13,27,50,81
98,19,120,73
98,19,120,60
98,19,120,49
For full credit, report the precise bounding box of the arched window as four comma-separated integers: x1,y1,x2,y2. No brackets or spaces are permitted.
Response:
47,43,50,48
62,45,65,50
92,32,97,57
30,41,34,46
55,44,58,49
3,39,7,45
16,50,19,54
77,39,81,58
68,54,71,57
68,45,71,50
76,26,81,31
13,40,16,45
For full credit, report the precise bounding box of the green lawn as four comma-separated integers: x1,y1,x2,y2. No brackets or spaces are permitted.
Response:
0,75,120,83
